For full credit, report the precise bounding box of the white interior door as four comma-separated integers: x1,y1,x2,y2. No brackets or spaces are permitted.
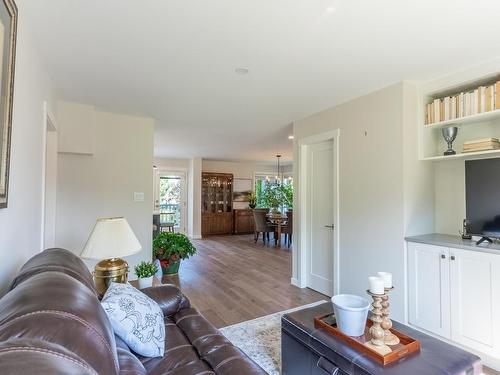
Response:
307,140,334,296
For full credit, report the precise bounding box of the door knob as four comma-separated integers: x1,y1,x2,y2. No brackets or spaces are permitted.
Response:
450,255,456,260
441,254,446,259
324,224,334,229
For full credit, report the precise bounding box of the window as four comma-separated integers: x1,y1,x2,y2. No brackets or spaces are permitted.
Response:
254,173,293,209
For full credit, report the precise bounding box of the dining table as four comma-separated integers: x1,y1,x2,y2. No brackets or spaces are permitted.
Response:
266,212,288,248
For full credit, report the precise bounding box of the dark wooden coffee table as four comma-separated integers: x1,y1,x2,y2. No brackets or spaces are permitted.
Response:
281,302,482,375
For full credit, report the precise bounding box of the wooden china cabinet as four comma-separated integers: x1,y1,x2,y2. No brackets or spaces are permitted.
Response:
201,172,233,235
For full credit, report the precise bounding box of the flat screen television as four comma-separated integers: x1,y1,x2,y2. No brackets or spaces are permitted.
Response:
465,158,500,240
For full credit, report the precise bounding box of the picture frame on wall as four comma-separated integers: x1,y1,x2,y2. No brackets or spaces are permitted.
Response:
233,178,252,202
0,0,17,209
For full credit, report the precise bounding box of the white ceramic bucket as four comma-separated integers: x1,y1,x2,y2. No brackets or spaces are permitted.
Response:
331,294,370,337
138,276,154,289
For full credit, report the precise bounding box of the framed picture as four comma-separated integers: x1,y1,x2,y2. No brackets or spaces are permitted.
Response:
233,178,252,202
0,0,17,208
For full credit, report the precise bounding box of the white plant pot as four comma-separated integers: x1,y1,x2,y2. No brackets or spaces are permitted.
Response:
137,276,153,289
331,294,370,337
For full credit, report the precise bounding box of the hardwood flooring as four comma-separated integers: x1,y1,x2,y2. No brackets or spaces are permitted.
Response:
162,234,327,328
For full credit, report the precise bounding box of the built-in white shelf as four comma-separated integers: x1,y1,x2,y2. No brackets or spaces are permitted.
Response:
422,148,500,161
420,71,500,161
424,109,500,130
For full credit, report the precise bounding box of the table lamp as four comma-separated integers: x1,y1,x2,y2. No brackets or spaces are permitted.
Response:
81,217,141,297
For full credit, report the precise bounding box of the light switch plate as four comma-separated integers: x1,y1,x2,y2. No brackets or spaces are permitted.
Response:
133,192,145,202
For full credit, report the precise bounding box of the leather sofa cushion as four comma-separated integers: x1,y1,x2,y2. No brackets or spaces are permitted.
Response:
174,308,265,374
0,338,98,375
141,284,190,317
138,307,266,375
0,271,119,375
10,248,96,294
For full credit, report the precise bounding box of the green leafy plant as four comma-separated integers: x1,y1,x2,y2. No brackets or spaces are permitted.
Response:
247,192,257,208
134,261,158,279
281,183,293,208
153,232,197,269
261,182,284,209
261,182,294,211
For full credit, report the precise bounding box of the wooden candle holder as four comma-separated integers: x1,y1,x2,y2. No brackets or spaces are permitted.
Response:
365,290,392,355
382,287,400,345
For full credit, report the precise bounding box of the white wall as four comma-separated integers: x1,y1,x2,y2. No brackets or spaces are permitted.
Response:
188,158,202,239
202,159,292,179
55,101,154,275
154,157,190,171
293,82,434,320
0,7,55,295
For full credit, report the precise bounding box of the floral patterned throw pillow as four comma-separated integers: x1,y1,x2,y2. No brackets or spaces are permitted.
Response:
101,282,165,357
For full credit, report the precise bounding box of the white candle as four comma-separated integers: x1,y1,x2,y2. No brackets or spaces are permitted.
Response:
377,272,392,289
368,276,385,295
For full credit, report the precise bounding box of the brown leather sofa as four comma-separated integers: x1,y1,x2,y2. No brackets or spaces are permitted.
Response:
0,248,267,374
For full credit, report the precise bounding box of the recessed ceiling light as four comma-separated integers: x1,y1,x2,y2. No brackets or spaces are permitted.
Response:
235,67,249,75
288,135,294,140
326,5,336,13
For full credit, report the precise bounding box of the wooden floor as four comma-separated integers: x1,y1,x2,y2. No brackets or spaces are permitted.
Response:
162,234,327,328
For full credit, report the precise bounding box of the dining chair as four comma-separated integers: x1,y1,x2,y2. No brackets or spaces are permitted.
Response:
252,209,276,245
282,210,293,248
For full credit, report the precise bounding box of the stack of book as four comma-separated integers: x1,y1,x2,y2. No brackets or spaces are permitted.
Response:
425,81,500,125
463,138,500,153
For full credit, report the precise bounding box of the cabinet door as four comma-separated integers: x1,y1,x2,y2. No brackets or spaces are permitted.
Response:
450,248,500,356
408,242,451,338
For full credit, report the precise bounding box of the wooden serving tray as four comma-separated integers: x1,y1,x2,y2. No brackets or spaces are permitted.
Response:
314,313,420,366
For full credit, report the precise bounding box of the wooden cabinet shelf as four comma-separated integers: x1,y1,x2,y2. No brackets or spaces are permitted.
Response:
202,172,233,236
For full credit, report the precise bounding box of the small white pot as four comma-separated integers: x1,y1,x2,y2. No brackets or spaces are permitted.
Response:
138,276,154,289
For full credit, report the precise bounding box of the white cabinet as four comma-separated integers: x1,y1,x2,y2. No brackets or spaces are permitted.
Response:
408,242,500,358
450,248,500,357
408,242,450,338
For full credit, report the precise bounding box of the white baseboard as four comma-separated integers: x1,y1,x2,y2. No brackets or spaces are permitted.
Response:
290,277,301,287
190,234,202,240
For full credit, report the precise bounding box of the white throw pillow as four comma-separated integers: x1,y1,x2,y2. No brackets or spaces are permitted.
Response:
101,282,165,357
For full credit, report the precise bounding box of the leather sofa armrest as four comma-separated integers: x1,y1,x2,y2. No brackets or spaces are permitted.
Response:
140,284,190,317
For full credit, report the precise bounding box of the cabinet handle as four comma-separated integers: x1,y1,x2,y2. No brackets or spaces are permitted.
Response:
317,357,339,375
451,255,456,261
441,254,446,259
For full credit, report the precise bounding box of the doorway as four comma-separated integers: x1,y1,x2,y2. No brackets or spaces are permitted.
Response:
41,102,58,249
298,130,340,297
157,171,187,234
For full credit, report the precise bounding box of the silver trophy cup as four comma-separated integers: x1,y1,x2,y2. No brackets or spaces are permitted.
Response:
442,126,458,156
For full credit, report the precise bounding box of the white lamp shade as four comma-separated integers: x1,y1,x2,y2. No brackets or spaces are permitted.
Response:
81,217,142,260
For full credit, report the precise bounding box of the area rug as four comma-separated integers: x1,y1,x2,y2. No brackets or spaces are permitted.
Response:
219,300,327,374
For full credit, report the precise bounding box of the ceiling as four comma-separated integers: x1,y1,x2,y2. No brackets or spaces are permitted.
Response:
21,0,500,162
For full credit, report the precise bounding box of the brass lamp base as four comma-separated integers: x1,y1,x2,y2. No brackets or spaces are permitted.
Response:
94,257,129,298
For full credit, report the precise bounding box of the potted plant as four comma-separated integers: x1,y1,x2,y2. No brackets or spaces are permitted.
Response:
153,232,197,275
247,192,257,209
134,261,158,289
